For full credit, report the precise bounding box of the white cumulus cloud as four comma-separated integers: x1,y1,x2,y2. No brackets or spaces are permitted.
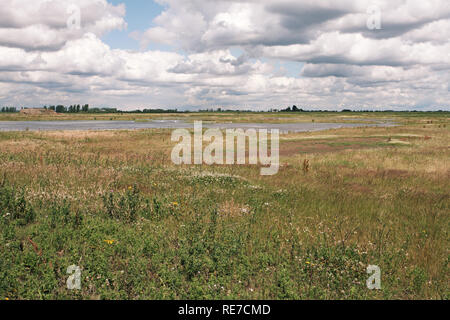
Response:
0,0,449,110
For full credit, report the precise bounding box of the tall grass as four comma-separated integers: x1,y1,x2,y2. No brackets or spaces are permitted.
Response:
0,114,448,299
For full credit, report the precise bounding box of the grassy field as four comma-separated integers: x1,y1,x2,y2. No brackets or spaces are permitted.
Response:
0,110,448,123
0,113,448,300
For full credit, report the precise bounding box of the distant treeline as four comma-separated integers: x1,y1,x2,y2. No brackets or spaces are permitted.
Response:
1,104,448,114
278,105,449,113
128,109,180,114
41,105,180,114
45,105,91,113
1,107,18,113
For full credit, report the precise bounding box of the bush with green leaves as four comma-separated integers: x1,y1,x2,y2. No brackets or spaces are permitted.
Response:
102,185,143,222
0,182,34,226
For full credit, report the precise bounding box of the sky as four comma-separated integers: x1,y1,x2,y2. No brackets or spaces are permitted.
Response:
0,0,449,111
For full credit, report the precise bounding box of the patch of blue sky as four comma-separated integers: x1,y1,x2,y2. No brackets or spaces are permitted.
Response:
102,0,167,51
259,58,305,78
101,1,304,77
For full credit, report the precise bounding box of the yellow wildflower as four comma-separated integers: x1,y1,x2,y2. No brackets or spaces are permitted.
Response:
104,240,115,245
172,202,179,207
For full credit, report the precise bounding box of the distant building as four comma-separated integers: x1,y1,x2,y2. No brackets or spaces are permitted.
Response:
20,108,57,115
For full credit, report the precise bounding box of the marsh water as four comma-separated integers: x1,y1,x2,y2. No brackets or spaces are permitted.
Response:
0,119,395,133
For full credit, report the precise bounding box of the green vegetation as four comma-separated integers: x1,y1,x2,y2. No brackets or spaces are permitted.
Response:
0,113,448,300
0,109,448,123
1,107,17,113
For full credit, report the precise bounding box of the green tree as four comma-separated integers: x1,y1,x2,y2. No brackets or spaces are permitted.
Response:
55,105,66,113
